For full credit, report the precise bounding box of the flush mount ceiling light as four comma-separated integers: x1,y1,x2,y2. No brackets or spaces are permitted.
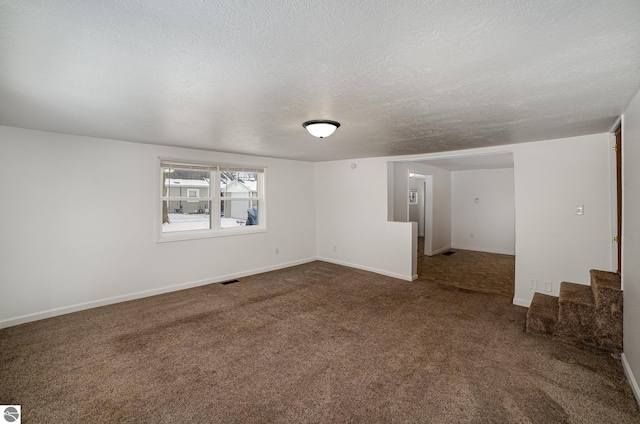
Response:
302,120,340,138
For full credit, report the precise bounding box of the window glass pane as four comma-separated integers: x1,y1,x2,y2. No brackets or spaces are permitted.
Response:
220,171,259,198
220,200,259,228
162,201,211,232
159,160,265,238
163,167,211,197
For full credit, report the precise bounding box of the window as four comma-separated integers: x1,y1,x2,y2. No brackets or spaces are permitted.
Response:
160,159,266,240
186,188,199,201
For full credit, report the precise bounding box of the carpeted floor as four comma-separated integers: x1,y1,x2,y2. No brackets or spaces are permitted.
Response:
1,261,638,423
417,238,515,298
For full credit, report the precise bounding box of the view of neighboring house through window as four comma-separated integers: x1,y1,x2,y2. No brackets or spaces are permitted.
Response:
220,167,260,229
160,160,265,238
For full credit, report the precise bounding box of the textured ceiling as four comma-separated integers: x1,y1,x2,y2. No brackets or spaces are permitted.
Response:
1,0,639,162
416,153,514,171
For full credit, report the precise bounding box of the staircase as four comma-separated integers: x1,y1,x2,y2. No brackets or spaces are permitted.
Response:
526,269,623,354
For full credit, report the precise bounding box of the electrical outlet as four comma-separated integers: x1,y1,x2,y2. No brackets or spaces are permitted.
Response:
275,247,279,255
543,281,552,292
470,232,474,238
529,279,538,290
333,245,337,252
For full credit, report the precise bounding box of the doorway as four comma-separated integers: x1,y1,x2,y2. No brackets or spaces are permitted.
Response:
408,153,516,297
408,172,434,256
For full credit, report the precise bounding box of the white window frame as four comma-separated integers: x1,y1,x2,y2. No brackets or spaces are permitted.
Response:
158,158,267,242
186,188,199,200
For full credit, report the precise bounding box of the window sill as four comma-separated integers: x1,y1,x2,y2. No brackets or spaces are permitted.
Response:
157,226,267,243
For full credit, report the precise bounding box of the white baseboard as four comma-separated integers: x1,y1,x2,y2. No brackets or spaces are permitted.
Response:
427,245,452,256
0,257,317,329
622,353,640,407
317,256,413,282
513,297,531,308
412,274,419,281
451,244,515,256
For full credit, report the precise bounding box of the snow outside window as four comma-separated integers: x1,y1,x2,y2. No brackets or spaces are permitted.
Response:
159,159,266,241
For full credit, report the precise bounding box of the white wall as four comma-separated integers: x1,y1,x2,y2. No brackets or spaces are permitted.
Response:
622,88,640,402
391,161,451,254
381,134,613,307
322,134,613,307
387,162,395,221
0,126,317,327
392,163,409,221
511,133,614,306
316,158,415,280
0,125,618,335
451,168,515,255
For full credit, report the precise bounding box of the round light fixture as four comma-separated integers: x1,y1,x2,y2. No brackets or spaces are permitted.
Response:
302,120,340,138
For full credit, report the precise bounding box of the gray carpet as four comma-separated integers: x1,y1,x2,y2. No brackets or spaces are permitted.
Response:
1,261,638,423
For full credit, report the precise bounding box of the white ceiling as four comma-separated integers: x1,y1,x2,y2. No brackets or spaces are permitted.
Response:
1,0,639,162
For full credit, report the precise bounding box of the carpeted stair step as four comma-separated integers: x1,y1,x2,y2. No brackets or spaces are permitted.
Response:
589,270,623,353
590,269,622,310
526,272,623,354
558,282,595,324
557,282,596,347
526,292,558,336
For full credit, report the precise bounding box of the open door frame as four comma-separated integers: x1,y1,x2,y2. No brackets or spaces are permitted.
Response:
423,175,434,256
615,125,622,274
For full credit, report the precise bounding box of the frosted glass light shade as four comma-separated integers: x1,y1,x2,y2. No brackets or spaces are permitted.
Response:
302,120,340,138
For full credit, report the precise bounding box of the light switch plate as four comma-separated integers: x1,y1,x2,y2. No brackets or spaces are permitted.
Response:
575,205,584,215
